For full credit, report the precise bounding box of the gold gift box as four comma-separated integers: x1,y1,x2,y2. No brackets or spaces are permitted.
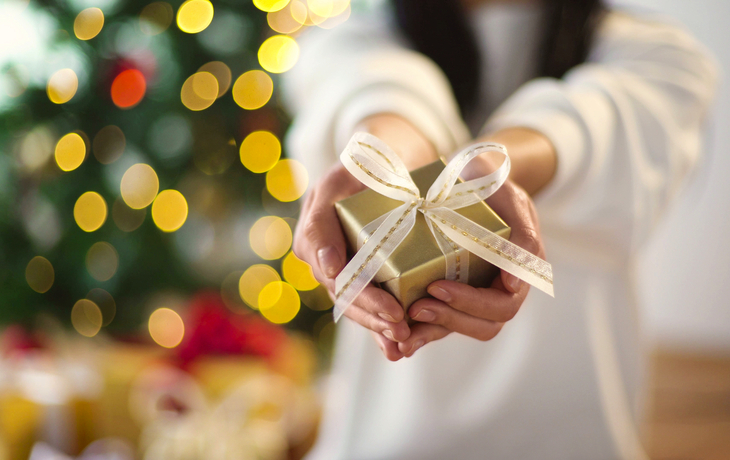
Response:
335,159,511,312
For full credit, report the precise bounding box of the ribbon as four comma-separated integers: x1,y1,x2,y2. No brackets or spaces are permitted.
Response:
333,132,554,322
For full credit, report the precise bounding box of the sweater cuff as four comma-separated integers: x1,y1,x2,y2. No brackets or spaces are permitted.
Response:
333,85,464,157
483,109,586,201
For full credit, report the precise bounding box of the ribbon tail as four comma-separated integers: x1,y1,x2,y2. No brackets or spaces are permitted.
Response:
426,208,554,297
333,201,419,322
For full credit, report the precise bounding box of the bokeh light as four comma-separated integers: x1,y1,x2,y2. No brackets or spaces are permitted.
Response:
120,164,159,209
151,189,188,232
250,216,292,260
93,125,125,164
86,242,119,282
177,0,214,34
299,284,334,311
254,0,290,12
267,1,307,34
282,251,319,291
240,131,281,173
71,299,103,338
239,264,281,309
316,3,351,29
259,281,300,324
111,69,146,109
112,198,146,232
258,35,299,74
307,0,349,18
47,69,78,104
25,256,54,293
140,2,174,35
148,308,185,348
55,132,86,172
74,7,104,40
197,61,231,98
266,159,309,202
87,288,116,326
232,70,273,110
74,192,108,232
181,72,218,111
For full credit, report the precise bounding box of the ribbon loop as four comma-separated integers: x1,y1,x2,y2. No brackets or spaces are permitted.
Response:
332,133,554,322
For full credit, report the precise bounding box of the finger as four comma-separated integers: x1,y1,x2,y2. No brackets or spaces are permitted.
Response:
371,331,404,361
426,280,524,322
407,298,504,342
353,285,406,323
343,303,410,342
397,323,451,357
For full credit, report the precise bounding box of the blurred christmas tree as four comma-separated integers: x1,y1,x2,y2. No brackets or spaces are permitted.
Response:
0,0,347,346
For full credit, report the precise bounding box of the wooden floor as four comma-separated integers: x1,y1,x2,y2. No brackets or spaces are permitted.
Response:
644,351,730,460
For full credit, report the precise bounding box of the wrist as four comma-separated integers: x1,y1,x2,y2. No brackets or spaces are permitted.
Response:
355,114,439,170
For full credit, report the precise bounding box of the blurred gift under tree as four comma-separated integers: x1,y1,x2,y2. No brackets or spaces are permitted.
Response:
0,0,350,347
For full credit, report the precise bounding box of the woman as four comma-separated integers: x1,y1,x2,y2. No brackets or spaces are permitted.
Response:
282,0,718,458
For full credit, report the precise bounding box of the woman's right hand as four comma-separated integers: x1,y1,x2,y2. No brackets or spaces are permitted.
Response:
292,162,412,360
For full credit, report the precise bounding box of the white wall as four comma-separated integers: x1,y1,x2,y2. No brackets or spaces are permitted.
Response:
609,0,730,353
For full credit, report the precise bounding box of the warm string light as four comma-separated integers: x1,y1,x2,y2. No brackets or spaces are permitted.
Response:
240,131,281,173
74,7,104,40
249,215,292,260
148,308,185,348
74,192,108,232
232,70,273,110
177,0,214,33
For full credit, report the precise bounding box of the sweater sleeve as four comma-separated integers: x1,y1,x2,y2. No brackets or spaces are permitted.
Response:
281,5,470,182
482,11,719,255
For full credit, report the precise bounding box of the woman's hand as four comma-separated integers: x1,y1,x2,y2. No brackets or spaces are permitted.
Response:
292,163,412,360
397,177,546,357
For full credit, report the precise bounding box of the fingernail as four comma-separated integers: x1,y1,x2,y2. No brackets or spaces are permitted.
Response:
383,330,396,341
317,246,340,278
379,312,397,322
428,286,451,302
505,274,522,293
409,340,425,355
413,309,435,322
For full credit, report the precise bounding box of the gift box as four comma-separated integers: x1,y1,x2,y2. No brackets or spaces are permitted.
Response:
335,159,511,312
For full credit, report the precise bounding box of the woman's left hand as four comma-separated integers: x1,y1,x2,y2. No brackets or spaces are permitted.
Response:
394,177,546,358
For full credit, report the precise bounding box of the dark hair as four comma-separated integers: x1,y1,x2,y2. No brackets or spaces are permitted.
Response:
392,0,605,116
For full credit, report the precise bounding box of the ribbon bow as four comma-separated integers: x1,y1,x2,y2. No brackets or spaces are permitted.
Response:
333,132,554,321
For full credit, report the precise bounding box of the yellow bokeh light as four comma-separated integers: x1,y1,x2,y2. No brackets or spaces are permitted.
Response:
93,125,125,164
198,61,232,98
74,7,104,40
74,192,107,232
176,0,214,34
151,189,188,232
266,159,309,202
232,70,273,110
140,2,174,35
307,0,349,18
259,281,300,324
240,131,281,173
267,2,306,34
254,0,290,12
317,3,351,29
120,163,159,209
85,242,119,282
239,265,281,309
71,299,103,338
282,251,319,291
55,132,86,172
181,71,218,111
25,256,54,294
47,69,78,104
250,216,292,260
87,288,116,326
148,308,185,348
258,35,299,74
112,198,146,232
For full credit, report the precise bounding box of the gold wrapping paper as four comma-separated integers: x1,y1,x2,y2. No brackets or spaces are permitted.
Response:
335,159,511,312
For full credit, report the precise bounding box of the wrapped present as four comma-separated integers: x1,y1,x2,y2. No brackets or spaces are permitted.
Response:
336,160,510,312
332,133,554,321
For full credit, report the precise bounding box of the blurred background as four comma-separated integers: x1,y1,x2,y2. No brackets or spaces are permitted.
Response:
0,0,728,459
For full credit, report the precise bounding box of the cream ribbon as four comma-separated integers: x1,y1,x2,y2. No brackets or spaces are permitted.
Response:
333,132,554,322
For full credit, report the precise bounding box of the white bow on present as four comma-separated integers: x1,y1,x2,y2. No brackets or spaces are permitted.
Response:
333,133,554,321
